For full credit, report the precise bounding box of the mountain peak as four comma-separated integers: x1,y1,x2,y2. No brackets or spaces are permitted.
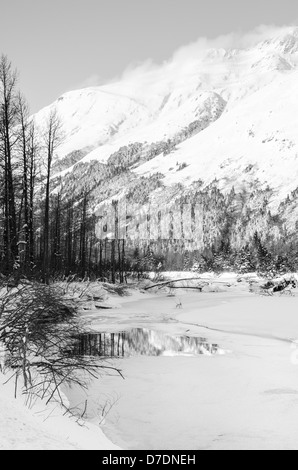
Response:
258,27,298,54
33,26,298,206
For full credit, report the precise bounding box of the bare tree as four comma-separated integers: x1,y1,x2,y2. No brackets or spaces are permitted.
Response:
17,94,31,270
0,55,19,272
27,120,38,269
79,192,88,278
42,109,64,283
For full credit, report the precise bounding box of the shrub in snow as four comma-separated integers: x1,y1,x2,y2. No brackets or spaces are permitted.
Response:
0,281,122,404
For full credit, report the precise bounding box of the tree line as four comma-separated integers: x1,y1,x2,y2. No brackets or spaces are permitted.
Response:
0,55,121,284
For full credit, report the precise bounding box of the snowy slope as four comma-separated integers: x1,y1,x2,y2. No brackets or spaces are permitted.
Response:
34,26,298,208
0,370,120,450
135,70,298,205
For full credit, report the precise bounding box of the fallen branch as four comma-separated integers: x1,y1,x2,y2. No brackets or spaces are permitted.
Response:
95,305,114,310
167,286,204,291
144,278,209,290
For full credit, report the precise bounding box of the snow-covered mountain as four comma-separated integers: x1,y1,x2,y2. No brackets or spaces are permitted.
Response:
34,26,298,253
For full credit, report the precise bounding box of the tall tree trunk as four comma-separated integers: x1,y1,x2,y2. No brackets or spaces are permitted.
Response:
18,95,30,271
0,56,18,273
80,194,87,278
42,109,64,284
28,124,37,270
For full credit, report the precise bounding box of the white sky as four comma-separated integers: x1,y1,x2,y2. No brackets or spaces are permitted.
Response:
0,0,297,112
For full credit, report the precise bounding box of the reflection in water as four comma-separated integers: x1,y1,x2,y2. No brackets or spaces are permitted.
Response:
72,329,222,357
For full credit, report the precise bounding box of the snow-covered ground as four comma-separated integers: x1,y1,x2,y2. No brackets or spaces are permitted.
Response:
0,368,120,450
2,273,298,450
64,275,298,450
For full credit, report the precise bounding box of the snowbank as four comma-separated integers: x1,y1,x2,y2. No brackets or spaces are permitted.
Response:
0,370,120,450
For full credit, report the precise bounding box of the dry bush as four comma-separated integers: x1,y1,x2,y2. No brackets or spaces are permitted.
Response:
0,281,122,405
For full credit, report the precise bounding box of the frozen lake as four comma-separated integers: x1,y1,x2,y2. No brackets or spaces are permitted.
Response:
64,286,298,450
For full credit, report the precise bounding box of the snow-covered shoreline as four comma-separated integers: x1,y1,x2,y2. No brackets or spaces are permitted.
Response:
65,274,298,450
0,367,120,450
2,272,298,450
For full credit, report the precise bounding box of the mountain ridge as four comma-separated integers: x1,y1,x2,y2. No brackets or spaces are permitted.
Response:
32,27,298,261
